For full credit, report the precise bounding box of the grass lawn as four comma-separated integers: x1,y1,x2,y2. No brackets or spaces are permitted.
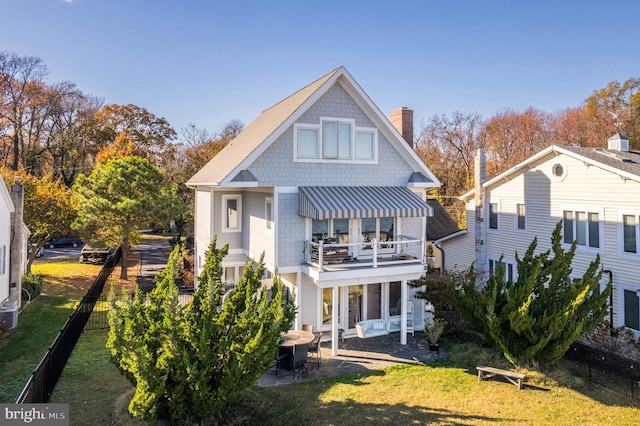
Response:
0,250,140,403
51,330,640,425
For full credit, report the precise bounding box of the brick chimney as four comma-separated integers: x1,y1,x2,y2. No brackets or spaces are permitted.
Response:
390,107,414,149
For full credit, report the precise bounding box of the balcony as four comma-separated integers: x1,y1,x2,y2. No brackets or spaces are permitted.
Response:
304,236,427,272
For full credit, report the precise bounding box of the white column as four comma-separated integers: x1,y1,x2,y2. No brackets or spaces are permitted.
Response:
294,272,301,330
332,285,339,356
400,279,407,345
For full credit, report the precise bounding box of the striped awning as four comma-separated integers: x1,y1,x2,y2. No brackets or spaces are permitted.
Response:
299,186,433,220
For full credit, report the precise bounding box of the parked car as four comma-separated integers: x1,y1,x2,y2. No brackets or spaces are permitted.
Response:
80,245,113,263
29,244,44,258
46,236,82,248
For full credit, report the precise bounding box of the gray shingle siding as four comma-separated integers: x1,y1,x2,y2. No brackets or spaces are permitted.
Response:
277,192,305,267
247,84,414,187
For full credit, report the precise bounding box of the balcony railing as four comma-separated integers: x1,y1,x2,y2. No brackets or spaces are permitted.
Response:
304,236,426,271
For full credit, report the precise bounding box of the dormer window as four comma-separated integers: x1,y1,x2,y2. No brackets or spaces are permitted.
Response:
294,117,377,163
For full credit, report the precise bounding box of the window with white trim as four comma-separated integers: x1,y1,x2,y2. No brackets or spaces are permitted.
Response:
265,198,273,231
515,203,526,231
222,195,242,232
311,218,350,243
563,210,600,249
489,258,515,284
361,217,396,251
488,202,499,231
294,118,377,162
0,245,5,275
622,214,640,254
621,284,640,332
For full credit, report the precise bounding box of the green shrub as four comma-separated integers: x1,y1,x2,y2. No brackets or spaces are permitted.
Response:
21,273,44,302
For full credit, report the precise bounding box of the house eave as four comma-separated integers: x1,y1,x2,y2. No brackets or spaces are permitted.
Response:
303,263,427,287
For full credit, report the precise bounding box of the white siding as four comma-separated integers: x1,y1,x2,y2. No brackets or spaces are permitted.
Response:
445,152,640,332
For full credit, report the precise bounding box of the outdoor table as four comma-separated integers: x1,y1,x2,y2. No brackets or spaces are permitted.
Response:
278,330,315,371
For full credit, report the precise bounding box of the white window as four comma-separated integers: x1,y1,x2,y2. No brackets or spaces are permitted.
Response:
0,245,5,275
621,213,640,255
265,198,273,231
515,203,526,231
222,195,242,232
224,267,236,285
311,218,350,244
489,258,515,284
563,209,600,249
361,217,396,251
294,118,377,163
355,130,375,160
488,202,499,231
620,283,640,332
296,127,319,159
550,161,567,181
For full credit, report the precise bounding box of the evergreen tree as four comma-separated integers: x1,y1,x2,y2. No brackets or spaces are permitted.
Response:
107,239,295,421
451,222,610,368
72,154,183,279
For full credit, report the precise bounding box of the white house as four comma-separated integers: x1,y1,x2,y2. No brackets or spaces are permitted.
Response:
187,67,444,354
0,174,29,329
439,134,640,336
0,175,14,304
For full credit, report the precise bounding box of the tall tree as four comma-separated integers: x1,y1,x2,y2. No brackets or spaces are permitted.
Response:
484,108,553,176
89,103,177,165
0,52,47,170
107,240,295,421
416,112,486,227
72,155,182,278
451,222,610,368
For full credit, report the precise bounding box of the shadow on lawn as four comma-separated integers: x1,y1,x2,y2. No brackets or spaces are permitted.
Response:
223,381,508,426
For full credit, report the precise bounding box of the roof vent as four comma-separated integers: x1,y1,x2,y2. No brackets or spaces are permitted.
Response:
607,133,629,152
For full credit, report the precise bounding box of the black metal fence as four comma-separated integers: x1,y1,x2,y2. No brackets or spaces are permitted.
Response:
85,292,194,330
15,248,122,404
563,342,640,400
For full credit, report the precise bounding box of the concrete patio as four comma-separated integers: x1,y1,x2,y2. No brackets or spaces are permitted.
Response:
257,331,448,387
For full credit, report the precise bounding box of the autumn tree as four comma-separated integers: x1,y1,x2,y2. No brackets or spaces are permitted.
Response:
88,103,177,166
484,108,554,177
0,167,76,270
162,120,244,240
0,51,102,181
107,239,295,421
72,155,182,278
584,77,640,149
451,223,610,368
0,51,48,170
416,112,486,226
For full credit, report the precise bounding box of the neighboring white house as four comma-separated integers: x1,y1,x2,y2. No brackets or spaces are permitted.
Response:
0,175,14,304
187,66,444,354
439,134,640,336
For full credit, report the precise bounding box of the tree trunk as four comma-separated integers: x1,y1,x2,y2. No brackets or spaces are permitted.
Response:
120,237,129,280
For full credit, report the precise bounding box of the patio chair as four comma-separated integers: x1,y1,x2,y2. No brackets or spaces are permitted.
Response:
270,349,289,377
307,332,323,368
302,324,314,333
292,344,308,378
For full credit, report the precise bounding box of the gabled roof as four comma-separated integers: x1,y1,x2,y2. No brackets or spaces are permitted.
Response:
460,144,640,201
187,66,440,188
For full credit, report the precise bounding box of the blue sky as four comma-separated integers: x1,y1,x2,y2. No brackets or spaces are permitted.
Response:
2,0,640,136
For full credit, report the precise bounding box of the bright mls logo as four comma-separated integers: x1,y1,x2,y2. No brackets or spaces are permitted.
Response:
1,404,68,425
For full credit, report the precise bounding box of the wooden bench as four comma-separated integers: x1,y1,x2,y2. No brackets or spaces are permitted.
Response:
476,366,526,390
